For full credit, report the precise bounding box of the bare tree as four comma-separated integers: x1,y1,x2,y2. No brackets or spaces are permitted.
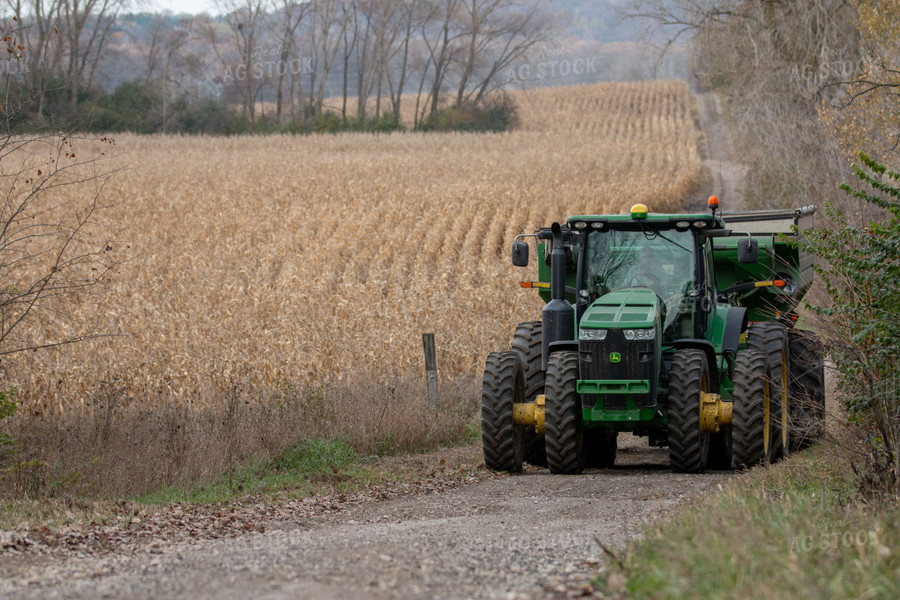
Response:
215,0,271,123
4,0,64,117
59,0,123,106
353,0,401,120
455,0,552,106
419,0,463,122
307,0,347,115
386,0,425,121
818,0,900,156
269,0,313,123
140,16,198,132
339,0,358,120
0,20,119,357
625,0,860,210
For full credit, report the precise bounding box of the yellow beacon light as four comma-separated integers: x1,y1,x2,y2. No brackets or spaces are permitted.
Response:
631,203,649,219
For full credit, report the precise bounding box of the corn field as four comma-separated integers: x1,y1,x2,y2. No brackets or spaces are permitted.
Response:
0,81,703,493
7,80,703,413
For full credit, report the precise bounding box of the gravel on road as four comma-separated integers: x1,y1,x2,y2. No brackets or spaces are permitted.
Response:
0,439,732,600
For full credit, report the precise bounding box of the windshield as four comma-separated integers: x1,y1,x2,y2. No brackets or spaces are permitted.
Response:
583,228,696,329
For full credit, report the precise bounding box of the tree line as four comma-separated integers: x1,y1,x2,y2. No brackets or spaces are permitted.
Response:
626,0,900,497
1,0,556,134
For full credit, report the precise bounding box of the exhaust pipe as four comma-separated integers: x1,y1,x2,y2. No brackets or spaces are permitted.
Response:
541,222,575,370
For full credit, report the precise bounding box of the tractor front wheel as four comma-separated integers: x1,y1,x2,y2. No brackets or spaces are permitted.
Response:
481,351,526,472
544,351,585,474
668,349,710,473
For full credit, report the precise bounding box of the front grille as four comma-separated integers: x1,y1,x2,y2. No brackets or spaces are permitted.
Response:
579,331,653,380
579,329,657,409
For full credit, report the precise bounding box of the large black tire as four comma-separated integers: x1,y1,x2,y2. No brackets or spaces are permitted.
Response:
747,322,790,462
732,349,770,468
481,352,526,473
788,330,826,451
544,351,585,474
668,349,710,473
583,428,617,468
512,321,547,466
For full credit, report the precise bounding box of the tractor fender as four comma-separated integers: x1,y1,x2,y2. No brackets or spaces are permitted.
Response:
548,340,579,354
671,339,719,392
721,307,748,380
544,340,579,371
722,307,749,354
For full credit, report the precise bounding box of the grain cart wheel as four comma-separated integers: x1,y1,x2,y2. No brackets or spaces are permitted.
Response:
788,330,826,451
513,321,547,467
732,350,771,468
747,322,790,462
545,351,585,474
481,352,526,473
668,349,711,473
584,428,617,468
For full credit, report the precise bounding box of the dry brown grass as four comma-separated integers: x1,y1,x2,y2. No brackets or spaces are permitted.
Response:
1,81,703,497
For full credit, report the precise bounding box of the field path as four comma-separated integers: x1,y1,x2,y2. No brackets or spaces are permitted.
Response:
1,441,731,599
693,92,748,211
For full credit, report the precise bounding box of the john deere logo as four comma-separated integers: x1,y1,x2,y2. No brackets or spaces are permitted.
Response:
609,352,622,363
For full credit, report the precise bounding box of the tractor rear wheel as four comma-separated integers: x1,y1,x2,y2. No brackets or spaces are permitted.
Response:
732,350,770,468
747,322,790,462
513,321,547,467
788,330,826,451
545,351,585,474
668,349,710,473
481,351,526,473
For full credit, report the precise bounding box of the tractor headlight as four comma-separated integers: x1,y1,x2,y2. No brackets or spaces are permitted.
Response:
623,328,655,341
579,328,608,341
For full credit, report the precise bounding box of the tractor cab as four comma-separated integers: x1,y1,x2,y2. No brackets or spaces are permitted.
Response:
576,216,710,345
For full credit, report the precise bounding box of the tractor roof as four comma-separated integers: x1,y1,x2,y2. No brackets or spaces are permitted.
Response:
565,206,726,231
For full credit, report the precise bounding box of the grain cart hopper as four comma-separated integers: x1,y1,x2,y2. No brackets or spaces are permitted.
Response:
481,199,825,474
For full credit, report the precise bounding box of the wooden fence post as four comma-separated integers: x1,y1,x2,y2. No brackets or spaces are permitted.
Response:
422,333,441,408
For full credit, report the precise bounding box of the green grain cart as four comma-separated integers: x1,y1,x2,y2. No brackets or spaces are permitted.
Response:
482,199,825,474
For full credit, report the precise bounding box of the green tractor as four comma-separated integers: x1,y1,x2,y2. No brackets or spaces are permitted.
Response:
481,199,826,474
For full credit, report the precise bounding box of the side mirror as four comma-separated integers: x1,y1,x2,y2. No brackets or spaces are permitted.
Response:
737,238,759,264
512,240,529,267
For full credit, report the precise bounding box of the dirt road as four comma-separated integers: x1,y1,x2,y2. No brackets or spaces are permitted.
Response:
1,439,731,599
693,92,748,211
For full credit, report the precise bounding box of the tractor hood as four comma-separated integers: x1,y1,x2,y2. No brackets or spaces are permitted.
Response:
580,289,660,329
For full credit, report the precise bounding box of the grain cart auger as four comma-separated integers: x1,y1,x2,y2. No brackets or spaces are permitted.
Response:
481,199,826,474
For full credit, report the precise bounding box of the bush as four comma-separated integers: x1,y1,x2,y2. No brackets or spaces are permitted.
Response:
0,389,16,452
796,151,900,497
313,111,344,134
353,112,404,133
93,81,162,133
419,94,518,133
168,97,235,135
37,81,515,136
